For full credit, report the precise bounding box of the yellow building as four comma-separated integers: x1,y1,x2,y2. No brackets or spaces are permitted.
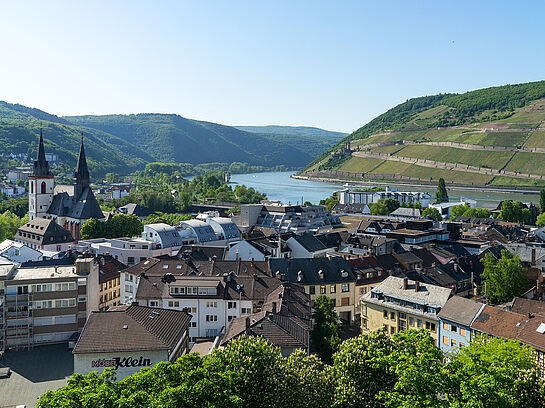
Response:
360,276,452,345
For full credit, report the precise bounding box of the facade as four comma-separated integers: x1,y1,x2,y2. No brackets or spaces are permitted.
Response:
0,257,99,350
28,132,105,241
196,213,241,240
338,188,431,208
73,304,191,380
270,257,357,322
0,183,26,198
142,223,183,249
360,276,452,345
437,296,484,353
14,218,74,251
97,255,129,311
175,220,218,244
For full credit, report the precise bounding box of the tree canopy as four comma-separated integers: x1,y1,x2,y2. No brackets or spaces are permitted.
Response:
482,249,524,305
436,178,449,203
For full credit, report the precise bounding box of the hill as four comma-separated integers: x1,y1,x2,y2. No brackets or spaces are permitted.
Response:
235,125,346,158
0,101,336,178
64,114,321,168
303,80,545,188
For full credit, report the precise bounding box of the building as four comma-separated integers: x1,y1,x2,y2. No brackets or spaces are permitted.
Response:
73,304,191,380
338,188,431,208
196,212,241,240
286,233,336,258
0,240,43,263
75,236,174,267
360,276,452,345
141,223,183,250
28,132,104,241
270,257,357,322
175,220,218,244
0,183,25,198
111,186,130,200
221,284,311,356
115,203,153,220
97,255,129,311
0,256,99,350
14,218,74,251
233,201,341,234
437,296,484,353
428,200,477,219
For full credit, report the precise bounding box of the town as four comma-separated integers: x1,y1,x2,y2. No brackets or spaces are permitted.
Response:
1,133,545,406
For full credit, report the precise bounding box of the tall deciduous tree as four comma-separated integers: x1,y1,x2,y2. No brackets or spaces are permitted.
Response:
436,178,449,203
482,250,524,305
311,295,341,364
422,207,442,221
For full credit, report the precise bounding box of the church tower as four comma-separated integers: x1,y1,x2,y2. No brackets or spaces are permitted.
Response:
28,130,55,220
74,135,90,199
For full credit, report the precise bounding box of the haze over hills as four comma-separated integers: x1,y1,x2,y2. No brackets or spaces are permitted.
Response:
0,100,341,177
304,80,545,188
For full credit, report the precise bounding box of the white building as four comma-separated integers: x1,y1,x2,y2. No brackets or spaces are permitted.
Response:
338,188,432,208
196,213,241,240
0,184,25,198
175,220,218,244
0,240,42,263
14,218,74,252
428,199,477,219
142,223,183,249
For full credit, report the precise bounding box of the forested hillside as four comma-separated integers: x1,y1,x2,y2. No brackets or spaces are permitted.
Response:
304,80,545,188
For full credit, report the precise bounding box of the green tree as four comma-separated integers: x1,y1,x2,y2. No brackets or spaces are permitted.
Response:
537,213,545,226
482,250,524,304
80,214,143,239
0,211,27,241
500,200,533,224
311,295,341,364
79,218,103,239
436,178,448,203
422,207,442,221
370,201,389,215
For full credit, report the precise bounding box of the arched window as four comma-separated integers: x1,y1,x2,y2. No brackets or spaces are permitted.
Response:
30,182,33,194
41,181,46,194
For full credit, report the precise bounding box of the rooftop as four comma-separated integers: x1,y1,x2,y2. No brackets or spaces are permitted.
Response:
437,295,485,326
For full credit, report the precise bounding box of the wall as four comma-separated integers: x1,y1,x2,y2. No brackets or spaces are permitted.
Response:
439,319,472,353
74,349,168,381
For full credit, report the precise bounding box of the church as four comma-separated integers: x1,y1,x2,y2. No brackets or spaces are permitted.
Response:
28,131,104,241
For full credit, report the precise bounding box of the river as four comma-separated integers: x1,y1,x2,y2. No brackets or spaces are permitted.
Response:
230,171,540,208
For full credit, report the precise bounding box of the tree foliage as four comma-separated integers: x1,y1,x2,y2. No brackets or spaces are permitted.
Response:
80,214,143,240
422,207,442,221
0,210,28,241
311,295,341,364
499,200,533,224
450,203,491,221
436,178,449,203
482,250,524,305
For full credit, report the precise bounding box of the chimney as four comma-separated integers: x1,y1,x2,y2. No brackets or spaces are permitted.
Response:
532,248,536,266
245,317,251,333
415,281,420,291
402,277,408,290
272,302,277,314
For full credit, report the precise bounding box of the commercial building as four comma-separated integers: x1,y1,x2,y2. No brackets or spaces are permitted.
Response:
360,276,452,345
338,188,431,208
0,256,99,350
73,304,191,380
196,212,241,240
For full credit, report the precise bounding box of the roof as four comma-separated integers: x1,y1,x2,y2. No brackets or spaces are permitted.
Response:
365,276,452,309
47,187,104,220
33,130,51,177
97,254,128,284
145,223,182,248
117,203,153,218
390,207,421,217
510,297,545,317
471,305,527,338
16,218,74,245
437,296,484,326
270,257,356,285
73,304,191,354
289,233,328,253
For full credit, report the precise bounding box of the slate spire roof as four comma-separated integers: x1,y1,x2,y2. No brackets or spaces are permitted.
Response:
33,129,51,177
74,135,90,187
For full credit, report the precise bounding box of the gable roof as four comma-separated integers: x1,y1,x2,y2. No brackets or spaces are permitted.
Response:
47,187,104,220
73,304,191,354
471,305,527,338
16,218,74,245
437,295,484,326
289,233,328,252
270,257,356,284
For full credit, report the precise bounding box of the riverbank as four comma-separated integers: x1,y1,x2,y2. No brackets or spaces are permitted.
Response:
291,173,541,195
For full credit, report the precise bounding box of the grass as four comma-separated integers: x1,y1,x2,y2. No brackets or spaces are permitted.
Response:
503,152,545,175
338,157,384,173
523,131,545,148
509,123,538,129
441,131,528,147
395,145,513,169
371,145,405,154
489,176,545,187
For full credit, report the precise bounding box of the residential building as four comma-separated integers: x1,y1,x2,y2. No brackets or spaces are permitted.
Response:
0,183,25,198
97,255,129,311
175,220,218,244
270,257,357,322
14,218,74,251
0,256,99,350
221,284,311,356
115,203,153,220
142,223,183,249
111,186,130,200
360,276,452,345
0,240,43,263
28,132,105,241
286,233,336,258
73,304,191,380
437,296,485,353
196,212,241,240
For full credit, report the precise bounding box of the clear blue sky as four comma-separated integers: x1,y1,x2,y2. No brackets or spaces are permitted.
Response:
0,1,544,133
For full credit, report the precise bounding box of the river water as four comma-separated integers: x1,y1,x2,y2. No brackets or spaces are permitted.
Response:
230,171,540,208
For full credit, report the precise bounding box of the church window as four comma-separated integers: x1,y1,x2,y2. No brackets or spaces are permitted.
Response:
30,182,33,194
41,181,46,194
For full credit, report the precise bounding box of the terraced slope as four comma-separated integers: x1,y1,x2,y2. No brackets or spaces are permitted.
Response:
303,81,545,188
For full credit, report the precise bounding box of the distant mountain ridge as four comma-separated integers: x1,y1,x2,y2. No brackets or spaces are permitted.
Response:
235,125,347,139
0,100,339,177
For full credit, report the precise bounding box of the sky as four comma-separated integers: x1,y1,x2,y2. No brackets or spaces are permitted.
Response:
0,1,544,133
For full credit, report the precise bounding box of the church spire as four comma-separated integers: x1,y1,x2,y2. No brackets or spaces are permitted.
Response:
74,134,90,187
33,129,51,176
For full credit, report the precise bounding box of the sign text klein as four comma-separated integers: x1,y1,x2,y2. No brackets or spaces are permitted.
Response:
91,356,153,370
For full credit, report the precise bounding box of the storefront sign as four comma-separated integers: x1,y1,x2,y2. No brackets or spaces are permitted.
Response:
91,356,152,370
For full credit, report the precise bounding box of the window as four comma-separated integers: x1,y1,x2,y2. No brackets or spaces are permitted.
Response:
460,343,465,347
33,283,53,292
330,285,336,293
362,318,368,330
451,339,457,347
451,324,458,333
383,324,389,332
361,304,367,316
320,285,326,294
55,298,76,308
341,284,349,292
228,301,236,309
341,297,349,306
417,319,422,328
309,286,315,295
390,312,396,320
78,296,87,302
149,300,159,307
206,301,218,308
168,301,180,308
191,307,197,313
443,336,449,345
409,317,414,326
190,322,197,327
425,321,436,332
228,315,236,322
390,326,396,334
127,257,135,264
206,315,218,322
460,328,466,337
17,286,29,295
383,310,388,319
241,308,251,314
443,322,449,331
41,181,46,194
